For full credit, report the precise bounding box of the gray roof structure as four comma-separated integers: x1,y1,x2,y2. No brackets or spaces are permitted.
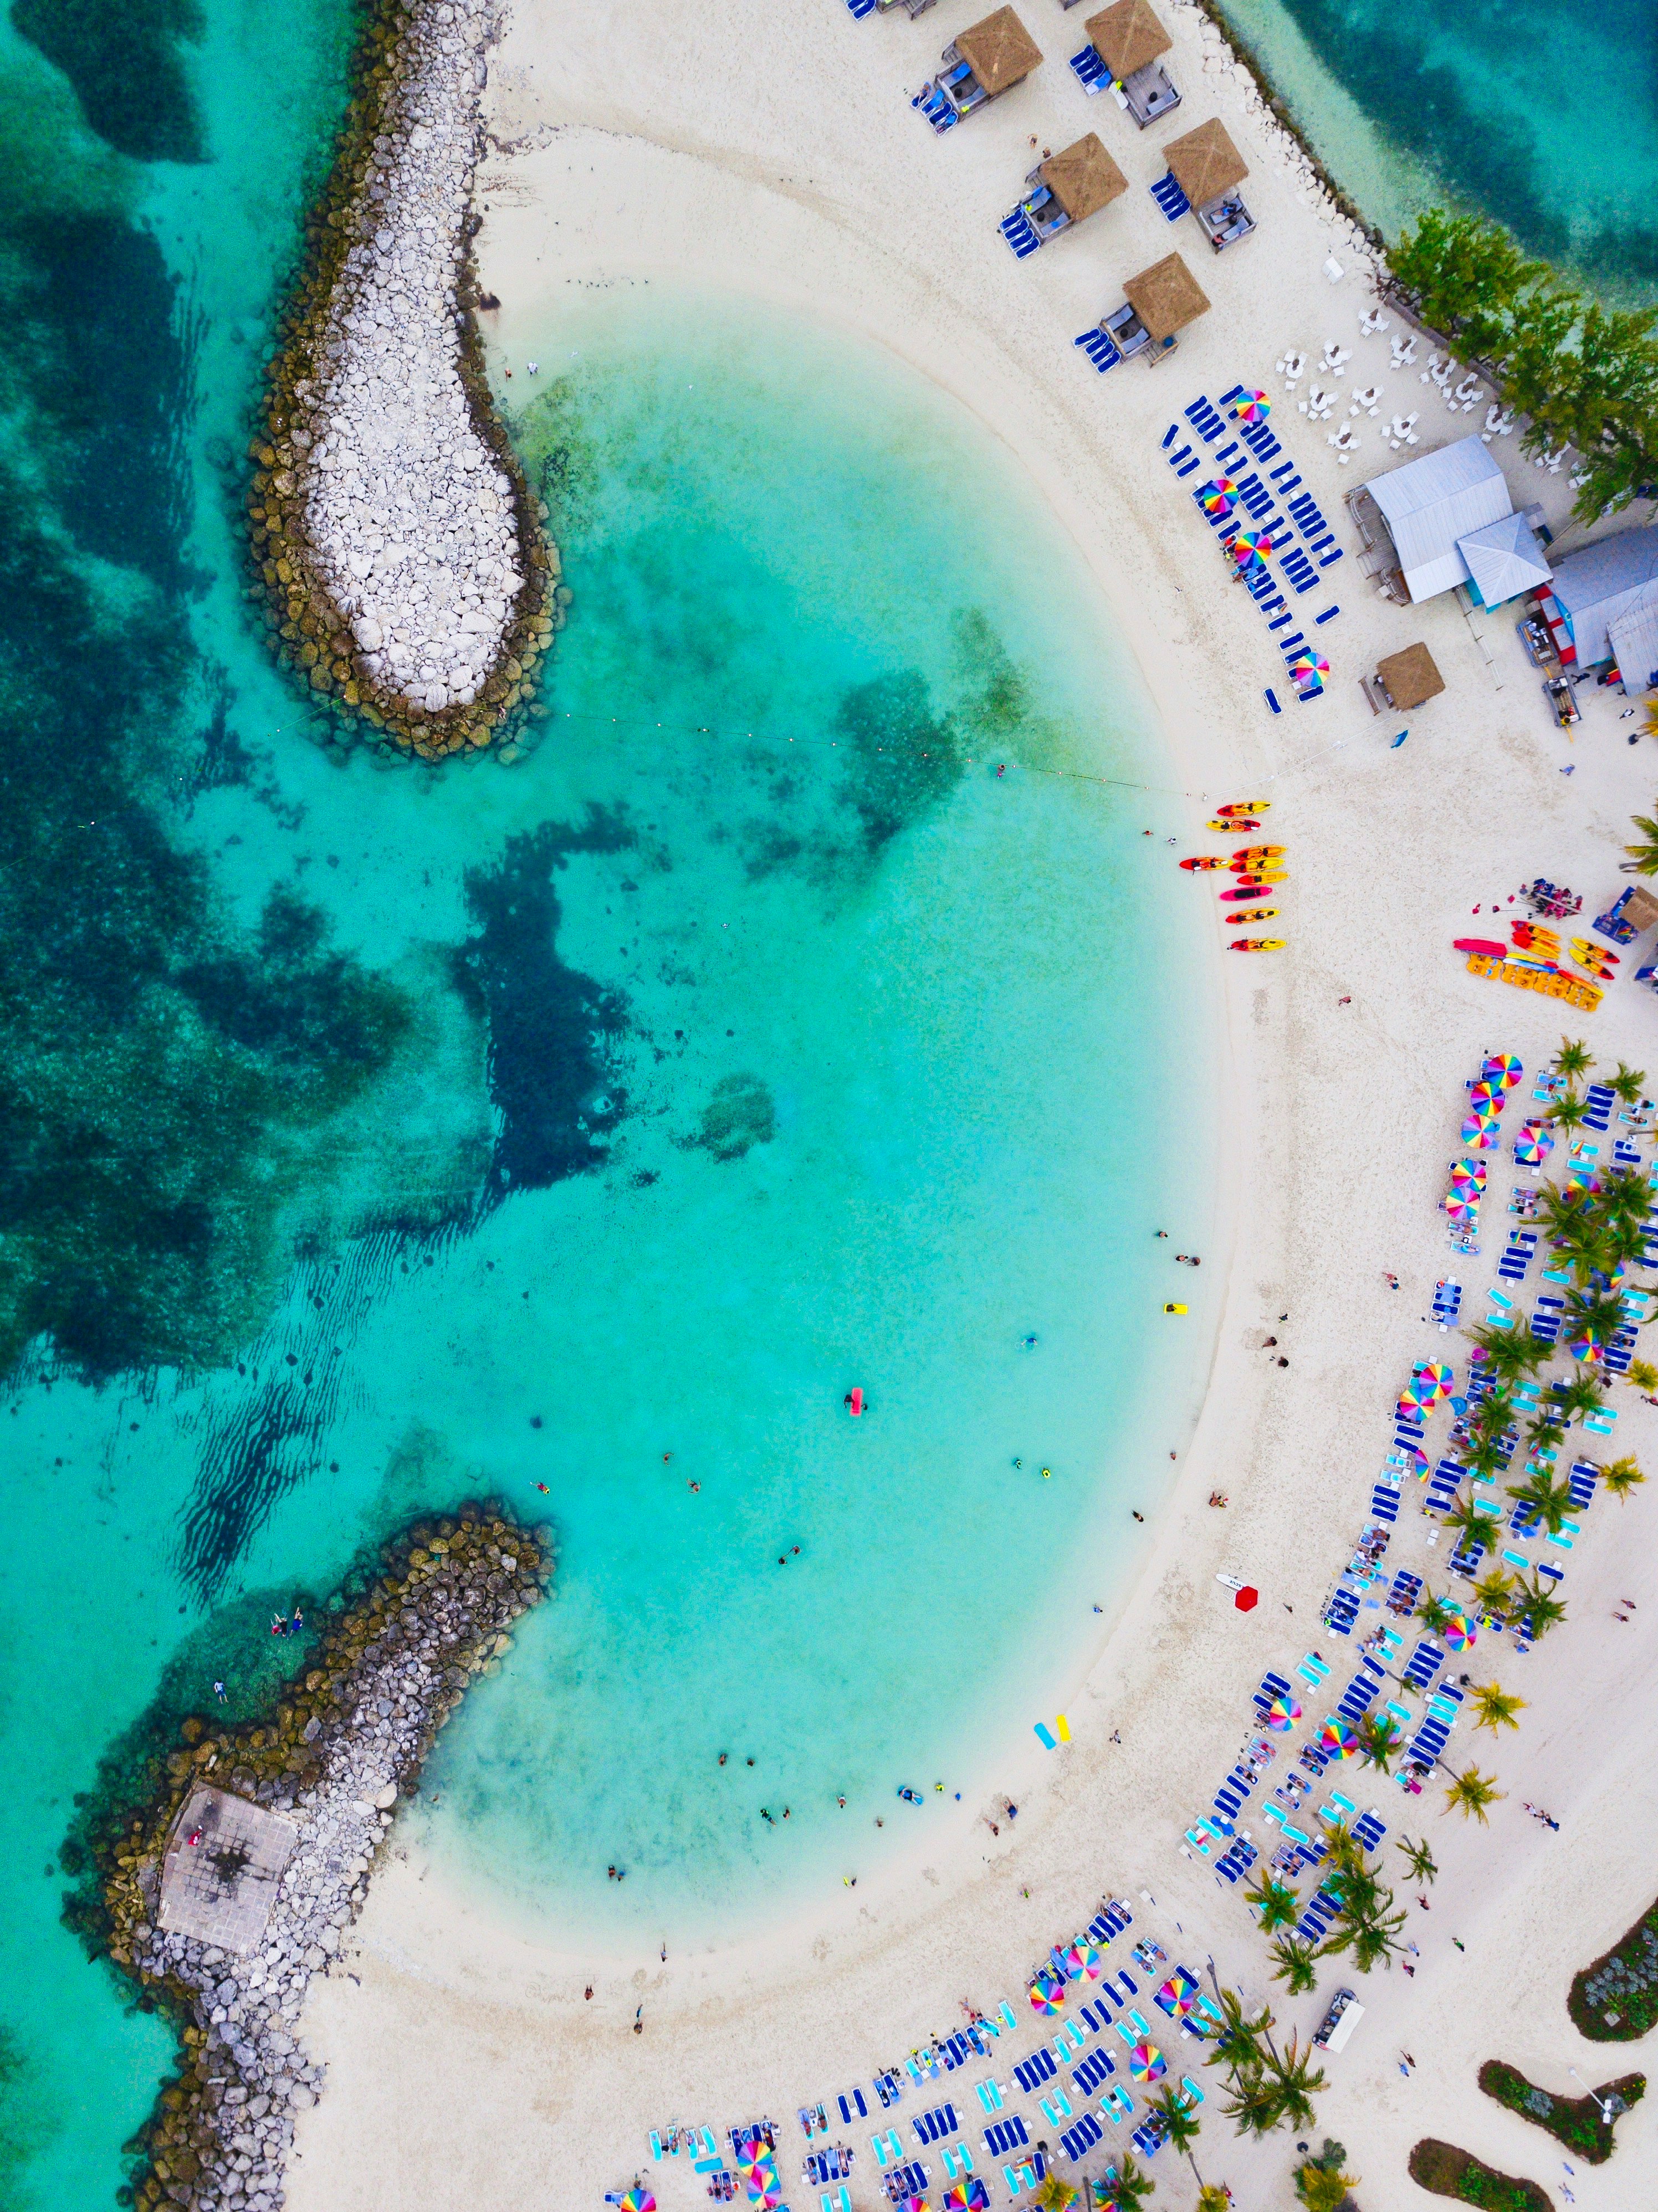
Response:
157,1786,298,1954
1361,435,1513,604
1609,595,1658,695
1550,525,1658,670
1457,511,1552,608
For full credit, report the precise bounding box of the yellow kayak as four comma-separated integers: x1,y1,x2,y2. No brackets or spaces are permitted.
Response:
1232,844,1285,863
1207,817,1259,832
1230,938,1286,951
1217,800,1272,817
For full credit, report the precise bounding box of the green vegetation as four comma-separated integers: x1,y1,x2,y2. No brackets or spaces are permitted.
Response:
1296,2139,1361,2212
1390,209,1658,521
1408,2139,1551,2210
1478,2062,1643,2164
1200,1979,1326,2134
1571,1896,1658,2038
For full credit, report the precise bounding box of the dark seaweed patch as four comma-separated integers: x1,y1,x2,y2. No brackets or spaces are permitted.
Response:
837,669,965,856
11,0,207,166
688,1073,776,1163
453,808,635,1196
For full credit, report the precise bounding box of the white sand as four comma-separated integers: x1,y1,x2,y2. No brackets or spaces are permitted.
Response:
285,4,1658,2206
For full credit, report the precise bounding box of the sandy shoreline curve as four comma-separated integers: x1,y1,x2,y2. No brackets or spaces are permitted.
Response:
285,5,1658,2207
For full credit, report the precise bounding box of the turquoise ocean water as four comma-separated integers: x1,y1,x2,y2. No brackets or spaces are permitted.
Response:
1215,0,1658,297
0,6,1225,2203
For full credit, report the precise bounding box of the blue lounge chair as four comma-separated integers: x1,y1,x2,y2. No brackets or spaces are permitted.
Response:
1314,603,1339,623
999,207,1042,257
1068,44,1111,92
1073,326,1122,373
1583,1084,1616,1131
1150,171,1191,221
1265,688,1281,713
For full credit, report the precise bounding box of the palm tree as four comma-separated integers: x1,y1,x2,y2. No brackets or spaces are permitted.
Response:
1103,2153,1155,2209
1470,1681,1526,1732
1195,2187,1231,2212
1623,1358,1658,1396
1553,1037,1594,1081
1553,1372,1608,1427
1319,1899,1407,1974
1550,1089,1590,1134
1444,1765,1505,1823
1465,1319,1550,1385
1264,2035,1327,2135
1514,1576,1568,1641
1219,2067,1285,2138
1201,1981,1273,2080
1354,1713,1400,1774
1603,1455,1647,1501
1505,1469,1575,1534
1471,1566,1517,1623
1032,2176,1080,2212
1445,1490,1502,1555
1245,1876,1300,1933
1268,1935,1318,1994
1599,1169,1654,1236
1611,1061,1648,1107
1461,1436,1510,1487
1396,1834,1437,1883
1415,1591,1461,1637
1296,2158,1362,2212
1624,810,1658,875
1563,1289,1630,1346
1145,2083,1202,2168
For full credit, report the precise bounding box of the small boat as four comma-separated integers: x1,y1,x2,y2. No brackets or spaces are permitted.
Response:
1216,800,1272,817
1227,871,1287,889
1454,938,1508,958
1207,817,1259,832
1231,907,1278,921
1231,845,1285,863
1179,856,1226,871
1220,883,1284,902
1230,938,1285,951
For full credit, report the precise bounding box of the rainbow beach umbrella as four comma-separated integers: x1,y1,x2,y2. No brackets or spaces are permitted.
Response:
1460,1113,1501,1150
1232,390,1271,422
1440,1605,1477,1652
1065,1942,1102,1980
1288,651,1331,680
615,2195,657,2212
1230,529,1273,565
1319,1718,1361,1760
1197,477,1237,515
1129,2041,1168,2082
1398,1361,1454,1416
1482,1052,1524,1088
1263,1693,1302,1731
944,2185,990,2211
1513,1119,1554,1165
1568,1330,1604,1364
1029,1972,1065,2013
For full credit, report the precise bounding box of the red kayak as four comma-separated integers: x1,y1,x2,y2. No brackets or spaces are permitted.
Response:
1455,938,1507,958
1179,856,1226,872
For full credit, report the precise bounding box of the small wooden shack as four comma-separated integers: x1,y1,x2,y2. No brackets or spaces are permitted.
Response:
1038,134,1128,225
1123,253,1211,344
1084,0,1171,80
1375,642,1446,711
955,7,1043,96
1164,118,1248,210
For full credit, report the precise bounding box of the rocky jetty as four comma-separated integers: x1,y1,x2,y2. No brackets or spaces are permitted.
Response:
93,1507,552,2212
249,0,559,761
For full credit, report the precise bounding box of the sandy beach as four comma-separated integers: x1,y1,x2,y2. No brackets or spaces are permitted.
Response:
284,4,1658,2206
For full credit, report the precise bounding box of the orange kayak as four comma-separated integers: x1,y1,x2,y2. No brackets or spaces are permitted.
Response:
1179,856,1226,871
1208,817,1260,832
1232,845,1285,863
1230,939,1285,951
1217,800,1271,817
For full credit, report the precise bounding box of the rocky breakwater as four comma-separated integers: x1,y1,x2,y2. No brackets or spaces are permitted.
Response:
91,1508,552,2212
249,0,561,761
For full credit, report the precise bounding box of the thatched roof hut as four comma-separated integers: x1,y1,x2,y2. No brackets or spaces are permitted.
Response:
956,8,1043,95
1375,642,1446,710
1038,134,1128,223
1123,253,1211,342
1164,118,1248,208
1085,0,1171,81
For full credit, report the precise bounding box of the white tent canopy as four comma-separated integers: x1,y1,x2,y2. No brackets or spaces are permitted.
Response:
1609,593,1658,696
1549,525,1658,668
1362,435,1513,603
1456,511,1552,608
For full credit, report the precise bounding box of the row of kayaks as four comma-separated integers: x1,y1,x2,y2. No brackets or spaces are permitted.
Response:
1179,802,1285,951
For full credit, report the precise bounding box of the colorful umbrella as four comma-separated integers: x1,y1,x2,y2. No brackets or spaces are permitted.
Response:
1481,1053,1524,1088
1028,1973,1065,2012
1460,1113,1501,1150
1128,2041,1168,2082
1230,529,1273,565
943,2187,990,2211
1319,1718,1361,1759
1064,1942,1102,1980
1568,1330,1604,1364
1399,1361,1454,1415
1440,1605,1477,1652
1263,1694,1302,1731
616,2195,657,2212
1196,478,1237,515
1514,1120,1555,1166
1232,391,1271,422
1288,651,1332,679
897,2198,928,2212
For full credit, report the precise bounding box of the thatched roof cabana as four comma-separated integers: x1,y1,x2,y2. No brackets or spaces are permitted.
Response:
1164,118,1248,208
1085,0,1171,81
1123,253,1210,342
956,8,1043,95
1375,642,1446,710
1039,134,1128,223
